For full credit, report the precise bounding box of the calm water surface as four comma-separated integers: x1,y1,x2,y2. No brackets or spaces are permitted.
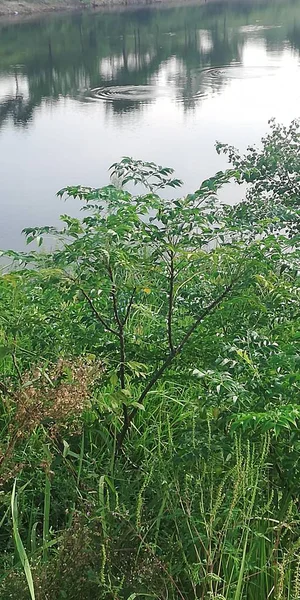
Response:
1,0,300,249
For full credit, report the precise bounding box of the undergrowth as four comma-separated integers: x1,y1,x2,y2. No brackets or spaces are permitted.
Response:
0,120,300,599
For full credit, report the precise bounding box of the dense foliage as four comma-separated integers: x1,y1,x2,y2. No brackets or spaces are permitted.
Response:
0,120,299,599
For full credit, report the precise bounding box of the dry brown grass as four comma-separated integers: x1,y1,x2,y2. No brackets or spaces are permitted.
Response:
0,358,102,482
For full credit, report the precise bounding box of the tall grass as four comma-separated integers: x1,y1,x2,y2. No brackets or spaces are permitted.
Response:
0,382,299,599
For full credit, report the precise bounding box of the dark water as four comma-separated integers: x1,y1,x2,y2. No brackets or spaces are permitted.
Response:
1,0,300,249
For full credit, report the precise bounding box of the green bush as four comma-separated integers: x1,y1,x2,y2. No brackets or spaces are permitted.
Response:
0,120,299,599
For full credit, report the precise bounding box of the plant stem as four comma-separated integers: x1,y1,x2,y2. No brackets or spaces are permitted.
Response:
80,287,119,337
167,250,175,353
123,287,136,326
12,354,22,383
116,279,237,451
107,266,130,442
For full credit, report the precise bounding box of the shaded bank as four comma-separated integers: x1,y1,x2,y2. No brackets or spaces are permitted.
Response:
0,0,277,18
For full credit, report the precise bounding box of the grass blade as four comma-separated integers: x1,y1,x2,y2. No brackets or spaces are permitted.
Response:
30,522,38,554
43,468,51,562
11,479,36,600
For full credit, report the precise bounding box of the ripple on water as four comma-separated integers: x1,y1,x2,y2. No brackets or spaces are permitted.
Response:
191,64,278,99
86,84,159,103
198,64,278,82
83,65,278,105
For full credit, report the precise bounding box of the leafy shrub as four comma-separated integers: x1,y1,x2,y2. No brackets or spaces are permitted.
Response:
0,121,299,599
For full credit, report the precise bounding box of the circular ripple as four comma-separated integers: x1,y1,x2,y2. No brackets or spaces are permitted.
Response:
200,64,277,81
87,85,158,103
191,64,278,100
83,65,277,105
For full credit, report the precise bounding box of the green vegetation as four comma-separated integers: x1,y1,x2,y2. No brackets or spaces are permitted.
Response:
0,119,300,599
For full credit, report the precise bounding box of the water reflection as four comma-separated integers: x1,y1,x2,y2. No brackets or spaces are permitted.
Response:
0,72,34,127
1,0,300,252
0,0,300,126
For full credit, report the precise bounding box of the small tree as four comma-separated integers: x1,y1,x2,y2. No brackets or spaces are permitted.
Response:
2,122,299,454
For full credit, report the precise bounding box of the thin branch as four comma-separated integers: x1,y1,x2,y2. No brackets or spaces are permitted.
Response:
107,266,129,439
64,272,119,337
123,287,136,326
140,281,236,407
116,278,238,452
107,267,125,385
80,287,119,337
107,266,123,329
167,251,175,353
0,381,12,397
12,352,22,384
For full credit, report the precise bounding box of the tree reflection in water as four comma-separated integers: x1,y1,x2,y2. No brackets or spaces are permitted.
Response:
1,0,300,128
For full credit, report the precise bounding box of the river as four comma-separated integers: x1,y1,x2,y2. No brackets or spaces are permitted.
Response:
0,0,300,250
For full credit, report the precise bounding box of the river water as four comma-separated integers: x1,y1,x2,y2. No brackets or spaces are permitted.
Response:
1,0,300,249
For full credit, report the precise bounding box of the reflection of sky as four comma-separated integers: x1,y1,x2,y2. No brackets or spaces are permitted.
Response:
99,53,154,78
0,74,29,101
1,36,300,250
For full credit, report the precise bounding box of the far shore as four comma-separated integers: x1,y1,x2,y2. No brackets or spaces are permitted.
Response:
0,0,271,20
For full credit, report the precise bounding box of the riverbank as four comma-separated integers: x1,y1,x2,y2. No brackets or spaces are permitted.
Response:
0,0,79,16
0,0,192,17
0,0,263,18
